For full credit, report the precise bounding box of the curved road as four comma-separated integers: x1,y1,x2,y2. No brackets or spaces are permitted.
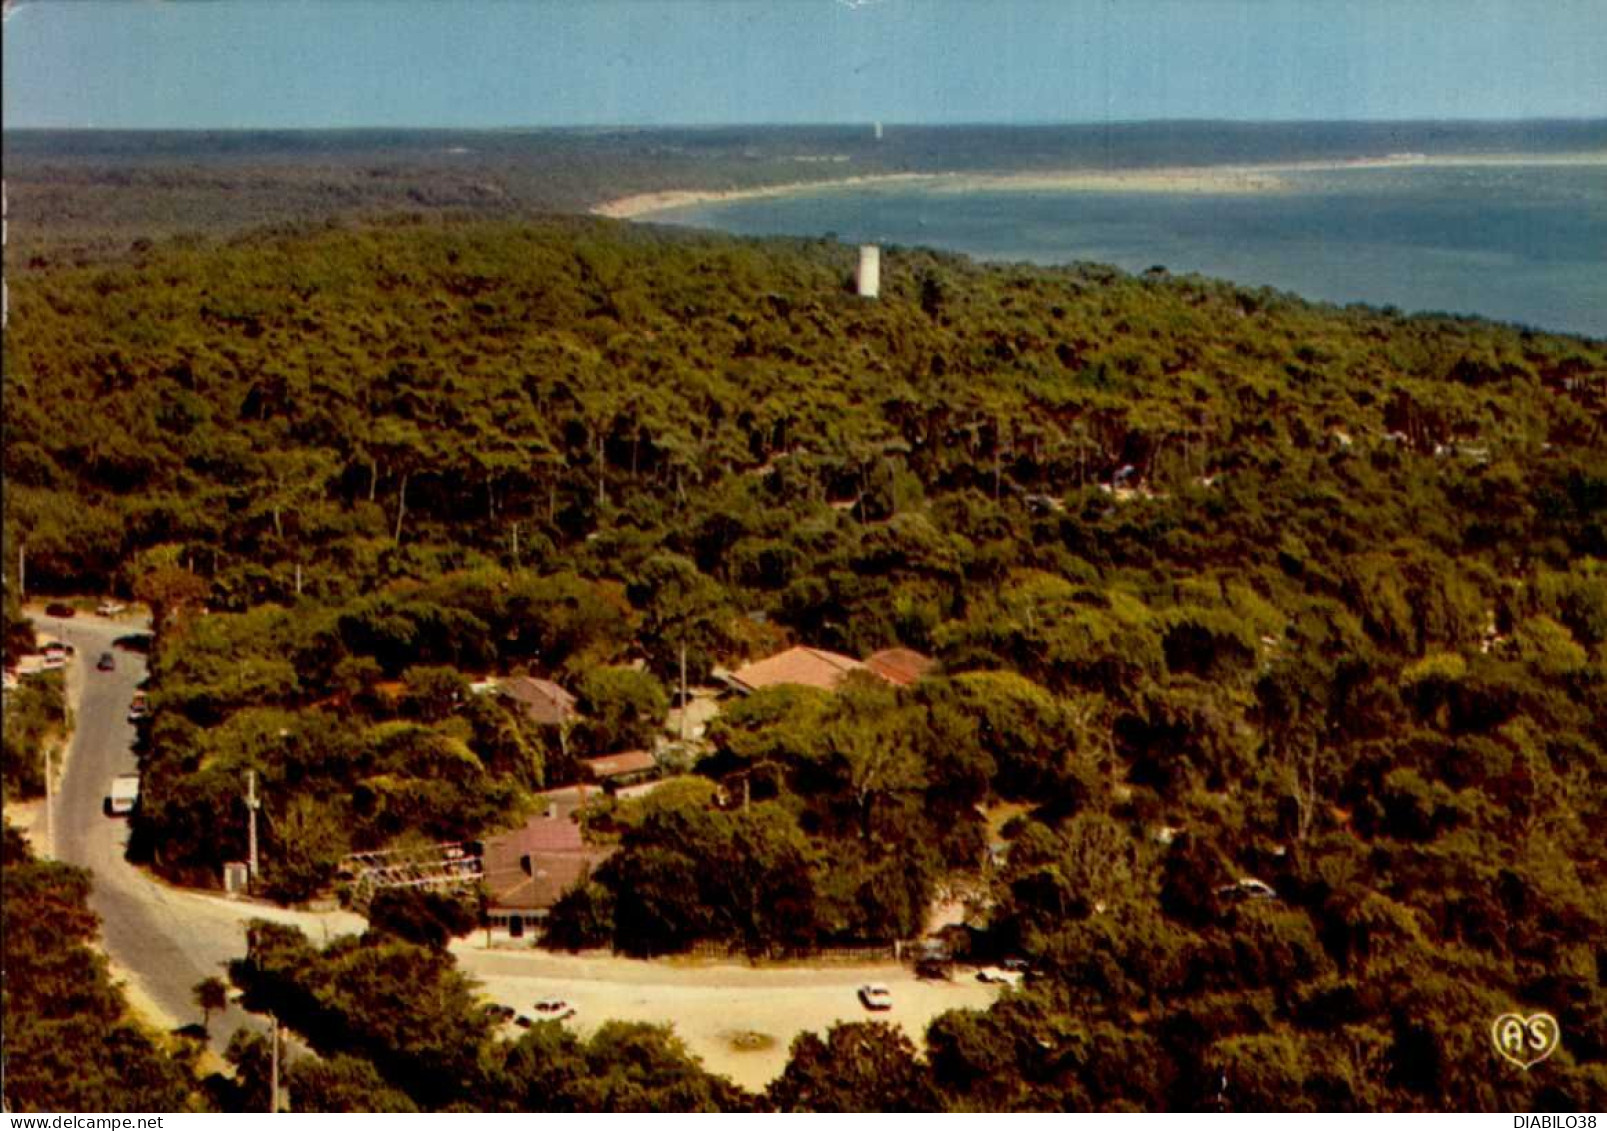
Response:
37,609,364,1044
35,608,996,1087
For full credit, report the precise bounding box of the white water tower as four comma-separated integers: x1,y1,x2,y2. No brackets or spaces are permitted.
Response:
856,244,881,299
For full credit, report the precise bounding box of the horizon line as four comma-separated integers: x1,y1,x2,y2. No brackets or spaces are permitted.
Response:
5,115,1607,136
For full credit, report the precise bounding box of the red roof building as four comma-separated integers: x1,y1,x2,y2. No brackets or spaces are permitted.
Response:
728,646,865,694
727,644,936,694
498,675,578,726
579,750,659,785
481,813,612,935
864,647,938,687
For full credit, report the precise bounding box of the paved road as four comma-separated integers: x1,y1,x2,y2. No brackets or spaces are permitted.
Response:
35,609,365,1044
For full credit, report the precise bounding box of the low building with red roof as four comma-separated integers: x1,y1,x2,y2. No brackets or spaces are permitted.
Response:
726,644,936,695
497,675,578,726
481,812,611,943
727,646,865,694
864,647,938,687
579,749,659,787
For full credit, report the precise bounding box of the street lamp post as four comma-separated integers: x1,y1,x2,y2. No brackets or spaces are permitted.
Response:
245,770,261,883
42,744,52,855
678,642,688,743
269,1013,280,1114
229,989,284,1113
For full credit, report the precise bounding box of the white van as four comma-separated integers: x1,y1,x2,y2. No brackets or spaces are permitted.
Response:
105,774,140,816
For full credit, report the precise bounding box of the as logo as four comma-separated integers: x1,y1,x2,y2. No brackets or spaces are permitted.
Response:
1491,1013,1560,1070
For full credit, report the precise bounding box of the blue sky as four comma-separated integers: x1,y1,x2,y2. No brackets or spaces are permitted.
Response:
4,0,1605,129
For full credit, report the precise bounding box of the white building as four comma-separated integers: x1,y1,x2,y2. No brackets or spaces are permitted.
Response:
856,244,880,299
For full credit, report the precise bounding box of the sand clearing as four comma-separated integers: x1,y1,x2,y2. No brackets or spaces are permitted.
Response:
455,944,1000,1091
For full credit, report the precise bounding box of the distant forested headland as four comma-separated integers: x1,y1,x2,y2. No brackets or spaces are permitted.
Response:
5,119,1604,263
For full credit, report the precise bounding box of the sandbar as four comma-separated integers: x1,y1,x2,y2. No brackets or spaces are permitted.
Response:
592,150,1607,220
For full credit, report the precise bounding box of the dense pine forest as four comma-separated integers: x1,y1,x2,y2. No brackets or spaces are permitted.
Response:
3,210,1605,1110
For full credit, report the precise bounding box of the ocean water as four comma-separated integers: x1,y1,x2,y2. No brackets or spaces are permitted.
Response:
651,162,1607,340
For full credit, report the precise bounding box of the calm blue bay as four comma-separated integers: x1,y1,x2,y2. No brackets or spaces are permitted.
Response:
650,163,1607,340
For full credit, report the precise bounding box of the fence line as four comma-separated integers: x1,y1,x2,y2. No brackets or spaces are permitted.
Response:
681,939,902,962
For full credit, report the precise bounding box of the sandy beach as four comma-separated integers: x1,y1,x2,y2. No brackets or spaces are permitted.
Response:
592,150,1607,220
590,172,942,220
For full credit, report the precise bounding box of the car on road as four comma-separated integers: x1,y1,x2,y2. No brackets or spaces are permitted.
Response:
105,773,141,817
44,602,76,619
97,651,117,672
914,958,953,981
534,998,576,1021
97,600,127,617
858,984,893,1011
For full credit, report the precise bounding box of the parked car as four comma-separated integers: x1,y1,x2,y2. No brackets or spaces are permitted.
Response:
41,643,68,671
127,693,149,722
96,652,116,672
1215,877,1278,902
975,966,1023,987
97,600,127,617
44,602,76,619
485,1003,517,1023
914,958,953,981
534,998,576,1020
858,984,893,1011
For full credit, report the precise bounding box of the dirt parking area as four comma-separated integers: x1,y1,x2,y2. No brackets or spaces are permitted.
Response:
454,945,1000,1092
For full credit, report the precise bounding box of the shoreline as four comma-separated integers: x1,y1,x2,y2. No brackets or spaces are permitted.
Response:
592,150,1607,220
590,171,942,219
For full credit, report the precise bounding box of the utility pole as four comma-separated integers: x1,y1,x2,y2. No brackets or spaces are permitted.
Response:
245,770,261,883
269,1012,280,1113
678,642,688,743
42,744,52,855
